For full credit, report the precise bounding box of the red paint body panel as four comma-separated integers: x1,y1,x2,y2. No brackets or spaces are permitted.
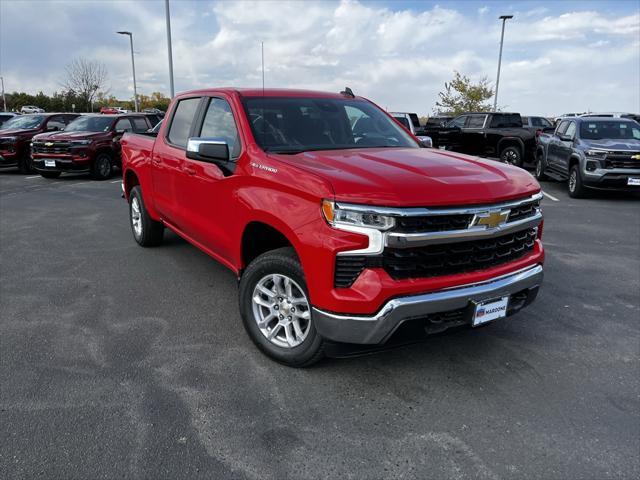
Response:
121,88,544,315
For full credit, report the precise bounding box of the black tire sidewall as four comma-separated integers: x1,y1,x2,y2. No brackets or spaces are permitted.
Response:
239,248,324,367
568,165,587,198
40,171,61,179
501,146,522,167
92,153,112,180
129,186,163,246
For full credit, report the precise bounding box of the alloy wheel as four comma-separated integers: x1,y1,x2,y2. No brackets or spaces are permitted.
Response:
569,170,577,193
131,197,142,238
251,273,311,348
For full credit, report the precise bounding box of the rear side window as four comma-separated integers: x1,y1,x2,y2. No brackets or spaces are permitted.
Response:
167,97,201,148
47,116,66,130
199,98,241,159
521,117,529,126
131,117,149,133
490,114,522,128
532,117,551,128
450,116,467,128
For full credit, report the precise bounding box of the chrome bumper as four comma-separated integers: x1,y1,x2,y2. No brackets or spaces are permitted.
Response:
313,264,543,344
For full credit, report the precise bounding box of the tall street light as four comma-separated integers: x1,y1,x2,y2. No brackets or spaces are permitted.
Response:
117,31,139,112
493,15,513,112
165,0,175,98
0,76,6,112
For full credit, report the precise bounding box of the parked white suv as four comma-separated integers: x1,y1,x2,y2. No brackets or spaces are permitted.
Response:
20,105,45,114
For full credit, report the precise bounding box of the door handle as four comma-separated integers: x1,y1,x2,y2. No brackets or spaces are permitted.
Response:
184,165,196,176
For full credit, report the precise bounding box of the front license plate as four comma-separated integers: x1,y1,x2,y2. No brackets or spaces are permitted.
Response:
627,177,640,186
473,296,509,326
44,159,56,167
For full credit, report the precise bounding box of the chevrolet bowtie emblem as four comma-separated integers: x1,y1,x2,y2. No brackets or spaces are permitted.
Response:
45,142,54,147
472,210,510,229
631,154,640,160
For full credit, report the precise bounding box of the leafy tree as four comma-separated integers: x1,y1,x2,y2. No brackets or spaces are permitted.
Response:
435,71,494,115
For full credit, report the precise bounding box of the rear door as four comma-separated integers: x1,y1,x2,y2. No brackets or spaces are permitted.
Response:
177,96,243,260
547,121,569,172
462,114,487,155
151,96,202,227
555,121,576,174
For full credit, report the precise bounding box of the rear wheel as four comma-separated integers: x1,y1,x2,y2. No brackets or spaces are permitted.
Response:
500,146,522,167
39,171,61,179
129,186,164,246
568,164,589,198
239,247,324,367
91,152,113,180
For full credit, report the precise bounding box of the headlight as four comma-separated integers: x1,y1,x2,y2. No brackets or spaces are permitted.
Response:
322,200,395,230
585,149,607,157
70,139,92,146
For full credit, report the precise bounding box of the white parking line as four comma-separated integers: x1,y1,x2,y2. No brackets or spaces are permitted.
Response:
25,176,41,179
542,190,560,202
110,180,122,184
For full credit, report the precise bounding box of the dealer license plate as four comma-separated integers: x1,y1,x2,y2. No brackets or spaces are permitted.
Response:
627,177,640,186
472,296,509,326
44,159,56,167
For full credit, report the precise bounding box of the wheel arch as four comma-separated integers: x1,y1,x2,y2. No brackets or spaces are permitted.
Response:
497,137,525,155
240,220,301,272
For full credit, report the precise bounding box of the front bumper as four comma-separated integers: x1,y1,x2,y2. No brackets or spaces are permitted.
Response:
583,168,640,190
313,264,543,344
32,157,90,173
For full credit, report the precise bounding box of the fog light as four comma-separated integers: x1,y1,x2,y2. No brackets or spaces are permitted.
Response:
586,161,598,172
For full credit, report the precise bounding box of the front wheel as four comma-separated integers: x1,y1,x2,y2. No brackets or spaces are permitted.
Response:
568,164,589,198
534,153,548,181
239,247,325,367
129,186,164,246
18,155,33,174
500,146,523,167
91,153,113,180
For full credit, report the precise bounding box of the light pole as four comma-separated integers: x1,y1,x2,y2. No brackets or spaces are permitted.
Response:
117,31,139,112
0,76,6,112
165,0,175,98
493,15,513,112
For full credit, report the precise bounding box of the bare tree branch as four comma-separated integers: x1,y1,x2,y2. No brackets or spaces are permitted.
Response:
61,58,108,112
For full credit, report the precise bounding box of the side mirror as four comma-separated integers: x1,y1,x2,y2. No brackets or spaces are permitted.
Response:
47,126,60,132
416,135,433,148
559,134,573,142
186,137,229,162
115,129,126,135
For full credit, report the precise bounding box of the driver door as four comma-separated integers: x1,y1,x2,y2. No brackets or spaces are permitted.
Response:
178,96,242,261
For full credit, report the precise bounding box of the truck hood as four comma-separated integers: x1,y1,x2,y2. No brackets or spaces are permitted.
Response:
34,131,107,141
274,147,540,207
581,139,640,151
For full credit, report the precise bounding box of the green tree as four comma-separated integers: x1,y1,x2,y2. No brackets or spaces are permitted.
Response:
435,71,494,115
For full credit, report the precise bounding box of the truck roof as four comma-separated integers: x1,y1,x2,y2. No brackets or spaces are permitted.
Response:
177,88,362,100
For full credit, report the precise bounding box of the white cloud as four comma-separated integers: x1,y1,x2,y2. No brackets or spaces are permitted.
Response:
0,0,638,116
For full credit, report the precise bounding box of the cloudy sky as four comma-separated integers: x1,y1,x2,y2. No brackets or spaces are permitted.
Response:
0,0,638,116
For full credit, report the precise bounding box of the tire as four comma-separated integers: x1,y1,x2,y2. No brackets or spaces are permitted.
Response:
239,247,325,367
129,186,164,246
18,154,33,174
91,152,113,180
500,145,523,167
568,164,589,198
534,152,548,181
40,171,61,179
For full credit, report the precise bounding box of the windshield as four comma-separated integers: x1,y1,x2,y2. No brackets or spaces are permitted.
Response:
64,116,114,132
242,97,418,153
580,121,640,140
0,115,45,130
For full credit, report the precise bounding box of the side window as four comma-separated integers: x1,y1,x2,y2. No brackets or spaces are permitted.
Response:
451,116,467,128
114,118,133,132
393,116,411,130
131,117,150,133
521,116,529,126
47,116,66,130
199,97,242,159
565,122,577,139
467,115,486,128
167,97,201,148
556,121,570,135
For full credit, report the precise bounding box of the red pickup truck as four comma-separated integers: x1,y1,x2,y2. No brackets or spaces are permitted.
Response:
121,88,544,366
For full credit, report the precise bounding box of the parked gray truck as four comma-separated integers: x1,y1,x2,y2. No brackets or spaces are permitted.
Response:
535,117,640,198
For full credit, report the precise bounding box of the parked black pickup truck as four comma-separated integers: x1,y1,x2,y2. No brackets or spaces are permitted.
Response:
535,117,640,198
428,112,536,167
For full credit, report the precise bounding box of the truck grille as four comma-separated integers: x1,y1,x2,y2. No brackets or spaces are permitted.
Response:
382,228,537,280
32,141,71,155
604,153,640,169
335,228,537,287
395,214,473,233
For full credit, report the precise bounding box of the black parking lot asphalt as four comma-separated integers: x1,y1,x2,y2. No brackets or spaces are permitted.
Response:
1,170,639,480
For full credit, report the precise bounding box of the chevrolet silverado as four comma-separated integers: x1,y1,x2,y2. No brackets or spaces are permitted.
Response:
121,88,545,366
